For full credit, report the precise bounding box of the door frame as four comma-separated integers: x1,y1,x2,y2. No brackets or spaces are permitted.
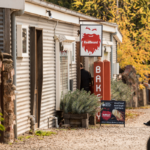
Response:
76,42,84,90
30,27,43,128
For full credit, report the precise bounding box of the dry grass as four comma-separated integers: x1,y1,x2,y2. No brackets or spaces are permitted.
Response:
125,110,140,121
127,105,150,109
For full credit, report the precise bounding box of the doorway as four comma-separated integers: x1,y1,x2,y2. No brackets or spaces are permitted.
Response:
30,27,43,129
76,42,84,90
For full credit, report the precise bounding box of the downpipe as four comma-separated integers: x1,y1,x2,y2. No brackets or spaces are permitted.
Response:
11,10,24,139
110,32,117,79
49,22,59,129
54,21,58,38
48,116,59,128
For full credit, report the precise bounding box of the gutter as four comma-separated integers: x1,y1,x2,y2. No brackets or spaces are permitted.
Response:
111,32,117,79
11,9,24,139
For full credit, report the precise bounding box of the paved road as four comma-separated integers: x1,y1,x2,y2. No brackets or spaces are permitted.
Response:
0,109,150,150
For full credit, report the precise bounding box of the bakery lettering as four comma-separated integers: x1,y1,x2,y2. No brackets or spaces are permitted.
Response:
81,27,101,55
95,66,102,122
96,66,101,95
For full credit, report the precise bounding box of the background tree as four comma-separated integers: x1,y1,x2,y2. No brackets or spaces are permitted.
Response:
45,0,73,9
111,80,133,101
72,0,150,81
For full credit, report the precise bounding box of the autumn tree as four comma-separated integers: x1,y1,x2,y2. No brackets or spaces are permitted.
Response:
46,0,73,8
72,0,150,81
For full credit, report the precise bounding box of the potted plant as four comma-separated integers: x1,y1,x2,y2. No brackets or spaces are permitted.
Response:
60,89,100,128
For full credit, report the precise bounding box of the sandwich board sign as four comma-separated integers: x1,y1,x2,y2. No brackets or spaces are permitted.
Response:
80,24,103,57
100,100,126,127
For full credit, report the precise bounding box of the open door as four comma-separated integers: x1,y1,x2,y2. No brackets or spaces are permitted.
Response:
30,27,43,128
76,42,84,90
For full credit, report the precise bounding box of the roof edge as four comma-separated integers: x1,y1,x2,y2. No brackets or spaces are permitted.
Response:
25,0,119,28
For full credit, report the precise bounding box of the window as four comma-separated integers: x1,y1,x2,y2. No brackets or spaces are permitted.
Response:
60,51,69,96
17,24,28,57
22,28,27,53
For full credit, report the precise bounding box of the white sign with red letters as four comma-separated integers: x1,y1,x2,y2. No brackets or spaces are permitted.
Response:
80,24,103,57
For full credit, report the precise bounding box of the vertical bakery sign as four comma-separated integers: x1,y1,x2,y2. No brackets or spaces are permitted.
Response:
80,24,103,57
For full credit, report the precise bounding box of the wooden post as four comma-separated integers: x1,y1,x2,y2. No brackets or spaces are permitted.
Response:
82,119,88,128
0,57,4,142
76,42,84,90
76,42,81,90
2,56,16,143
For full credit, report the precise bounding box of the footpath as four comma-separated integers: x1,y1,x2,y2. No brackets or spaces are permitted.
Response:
0,108,150,150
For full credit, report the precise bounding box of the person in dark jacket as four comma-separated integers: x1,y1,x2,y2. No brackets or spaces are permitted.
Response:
80,63,91,92
147,137,150,150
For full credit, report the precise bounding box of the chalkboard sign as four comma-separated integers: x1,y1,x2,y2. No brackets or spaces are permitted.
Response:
100,100,126,127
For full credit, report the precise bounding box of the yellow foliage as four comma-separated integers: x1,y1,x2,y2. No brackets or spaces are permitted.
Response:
73,0,150,80
139,84,145,90
139,78,143,82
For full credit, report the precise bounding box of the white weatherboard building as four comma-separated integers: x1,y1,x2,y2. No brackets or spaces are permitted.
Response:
0,0,122,136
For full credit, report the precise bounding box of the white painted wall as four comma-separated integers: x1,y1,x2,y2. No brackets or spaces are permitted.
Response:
0,0,25,10
25,2,79,24
15,14,80,134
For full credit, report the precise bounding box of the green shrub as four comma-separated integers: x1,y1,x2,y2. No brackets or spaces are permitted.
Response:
111,80,133,102
0,113,5,134
35,130,56,136
60,89,100,116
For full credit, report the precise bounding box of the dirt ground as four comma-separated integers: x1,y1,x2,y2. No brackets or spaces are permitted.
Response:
0,108,150,150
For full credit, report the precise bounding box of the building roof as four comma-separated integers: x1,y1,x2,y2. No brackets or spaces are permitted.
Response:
26,0,118,27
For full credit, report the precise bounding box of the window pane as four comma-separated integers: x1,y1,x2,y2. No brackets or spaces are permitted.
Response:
60,51,68,97
22,28,27,53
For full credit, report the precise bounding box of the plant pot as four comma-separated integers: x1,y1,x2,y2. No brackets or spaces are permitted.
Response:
63,113,89,128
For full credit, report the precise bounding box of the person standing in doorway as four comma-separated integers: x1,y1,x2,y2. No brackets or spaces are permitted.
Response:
80,63,91,92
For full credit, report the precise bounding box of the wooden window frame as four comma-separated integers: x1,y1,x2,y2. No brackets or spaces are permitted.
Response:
17,24,28,58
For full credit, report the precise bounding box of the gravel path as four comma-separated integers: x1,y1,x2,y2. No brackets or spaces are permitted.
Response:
0,109,150,150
